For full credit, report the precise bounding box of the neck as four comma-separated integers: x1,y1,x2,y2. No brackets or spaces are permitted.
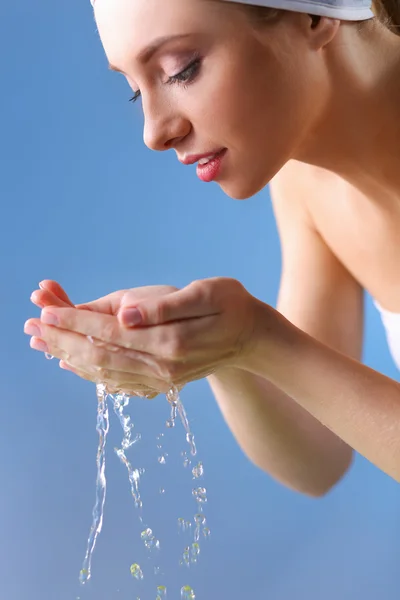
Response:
294,21,400,194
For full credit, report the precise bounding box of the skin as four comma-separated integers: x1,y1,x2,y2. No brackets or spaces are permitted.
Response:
23,0,400,492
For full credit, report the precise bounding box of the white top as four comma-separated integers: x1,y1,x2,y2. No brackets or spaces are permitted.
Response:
374,300,400,371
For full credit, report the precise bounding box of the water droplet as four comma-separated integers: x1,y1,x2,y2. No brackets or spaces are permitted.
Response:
203,527,211,538
158,454,167,465
181,586,196,599
79,569,88,585
192,462,204,479
130,564,144,580
192,487,207,504
166,419,175,428
186,432,197,457
159,487,165,494
182,546,190,567
141,528,160,551
45,353,54,360
156,585,167,599
194,514,206,526
178,517,185,531
191,543,200,563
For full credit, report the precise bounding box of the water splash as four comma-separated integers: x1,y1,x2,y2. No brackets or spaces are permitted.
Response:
181,586,196,599
130,564,144,580
156,585,167,599
192,462,204,479
166,388,197,457
112,393,143,512
141,527,160,551
79,383,110,585
75,382,204,597
194,514,206,543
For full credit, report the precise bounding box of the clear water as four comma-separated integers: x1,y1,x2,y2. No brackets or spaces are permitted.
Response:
78,382,208,597
181,586,196,599
79,383,110,585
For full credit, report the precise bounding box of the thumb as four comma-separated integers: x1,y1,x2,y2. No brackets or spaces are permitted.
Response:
118,283,212,328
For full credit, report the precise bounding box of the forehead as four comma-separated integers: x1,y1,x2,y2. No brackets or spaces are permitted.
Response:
94,0,219,68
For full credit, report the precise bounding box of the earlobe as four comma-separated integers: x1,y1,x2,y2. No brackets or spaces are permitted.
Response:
309,17,341,50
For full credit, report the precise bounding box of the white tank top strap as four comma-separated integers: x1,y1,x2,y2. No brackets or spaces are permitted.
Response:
373,299,400,371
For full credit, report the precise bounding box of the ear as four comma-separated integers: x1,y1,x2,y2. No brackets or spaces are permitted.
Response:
307,16,341,50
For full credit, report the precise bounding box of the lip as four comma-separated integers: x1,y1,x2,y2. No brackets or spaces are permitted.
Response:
196,148,227,183
179,148,226,166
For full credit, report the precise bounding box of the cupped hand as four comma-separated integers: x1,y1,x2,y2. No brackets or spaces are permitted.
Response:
26,280,179,398
25,277,259,398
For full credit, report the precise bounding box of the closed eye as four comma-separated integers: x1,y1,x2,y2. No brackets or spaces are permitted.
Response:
129,56,202,104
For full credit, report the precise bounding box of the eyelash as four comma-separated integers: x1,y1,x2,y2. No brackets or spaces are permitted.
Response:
129,56,202,104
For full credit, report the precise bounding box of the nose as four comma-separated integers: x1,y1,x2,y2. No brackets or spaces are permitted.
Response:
143,97,190,152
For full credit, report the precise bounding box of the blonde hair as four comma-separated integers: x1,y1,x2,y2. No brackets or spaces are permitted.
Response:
239,0,400,34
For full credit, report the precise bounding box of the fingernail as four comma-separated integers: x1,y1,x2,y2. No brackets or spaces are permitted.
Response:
24,323,41,337
122,308,142,326
41,310,59,326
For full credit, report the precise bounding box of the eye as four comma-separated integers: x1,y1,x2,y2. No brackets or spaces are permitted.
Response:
128,56,201,104
166,57,201,87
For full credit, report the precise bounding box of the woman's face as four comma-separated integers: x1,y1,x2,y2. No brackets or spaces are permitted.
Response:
94,0,331,199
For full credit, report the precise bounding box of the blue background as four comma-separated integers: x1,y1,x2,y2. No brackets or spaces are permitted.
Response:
1,1,399,599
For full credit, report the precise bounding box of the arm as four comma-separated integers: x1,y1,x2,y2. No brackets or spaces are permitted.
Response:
207,162,365,496
240,163,400,484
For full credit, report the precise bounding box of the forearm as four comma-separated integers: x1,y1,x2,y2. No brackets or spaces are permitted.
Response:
242,301,400,483
207,367,353,497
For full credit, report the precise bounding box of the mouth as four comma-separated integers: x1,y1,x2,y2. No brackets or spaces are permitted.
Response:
196,148,227,183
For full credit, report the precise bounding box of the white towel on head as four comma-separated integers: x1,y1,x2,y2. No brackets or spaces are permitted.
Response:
90,0,374,20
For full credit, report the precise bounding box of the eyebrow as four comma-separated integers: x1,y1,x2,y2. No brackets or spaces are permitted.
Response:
108,33,192,73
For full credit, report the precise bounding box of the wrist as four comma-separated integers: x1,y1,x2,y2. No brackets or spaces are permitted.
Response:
238,298,302,378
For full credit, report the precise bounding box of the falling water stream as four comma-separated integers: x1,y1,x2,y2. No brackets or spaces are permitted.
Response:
77,382,208,599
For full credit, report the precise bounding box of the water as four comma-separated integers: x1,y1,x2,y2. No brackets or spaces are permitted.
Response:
112,393,143,512
79,383,110,585
130,563,144,581
156,585,167,599
77,381,207,596
181,586,196,599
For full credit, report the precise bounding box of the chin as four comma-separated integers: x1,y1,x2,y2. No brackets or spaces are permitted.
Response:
218,176,268,201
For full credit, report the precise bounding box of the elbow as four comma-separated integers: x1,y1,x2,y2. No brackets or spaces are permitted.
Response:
302,450,355,498
254,448,355,499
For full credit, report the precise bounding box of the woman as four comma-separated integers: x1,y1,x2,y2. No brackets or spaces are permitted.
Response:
24,0,400,497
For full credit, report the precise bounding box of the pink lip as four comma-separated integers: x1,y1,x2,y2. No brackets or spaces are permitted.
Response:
196,148,227,183
179,148,226,166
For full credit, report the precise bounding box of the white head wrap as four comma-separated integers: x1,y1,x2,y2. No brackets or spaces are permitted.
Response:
90,0,374,21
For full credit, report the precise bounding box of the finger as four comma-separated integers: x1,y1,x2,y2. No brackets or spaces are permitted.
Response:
75,292,128,315
118,281,220,328
25,317,166,377
31,288,74,309
75,286,177,316
59,360,166,395
39,280,75,305
38,307,157,351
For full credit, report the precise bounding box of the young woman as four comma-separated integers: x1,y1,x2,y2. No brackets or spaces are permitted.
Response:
24,0,400,497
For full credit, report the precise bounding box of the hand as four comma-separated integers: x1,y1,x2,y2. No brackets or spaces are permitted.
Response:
27,280,176,398
25,277,259,397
